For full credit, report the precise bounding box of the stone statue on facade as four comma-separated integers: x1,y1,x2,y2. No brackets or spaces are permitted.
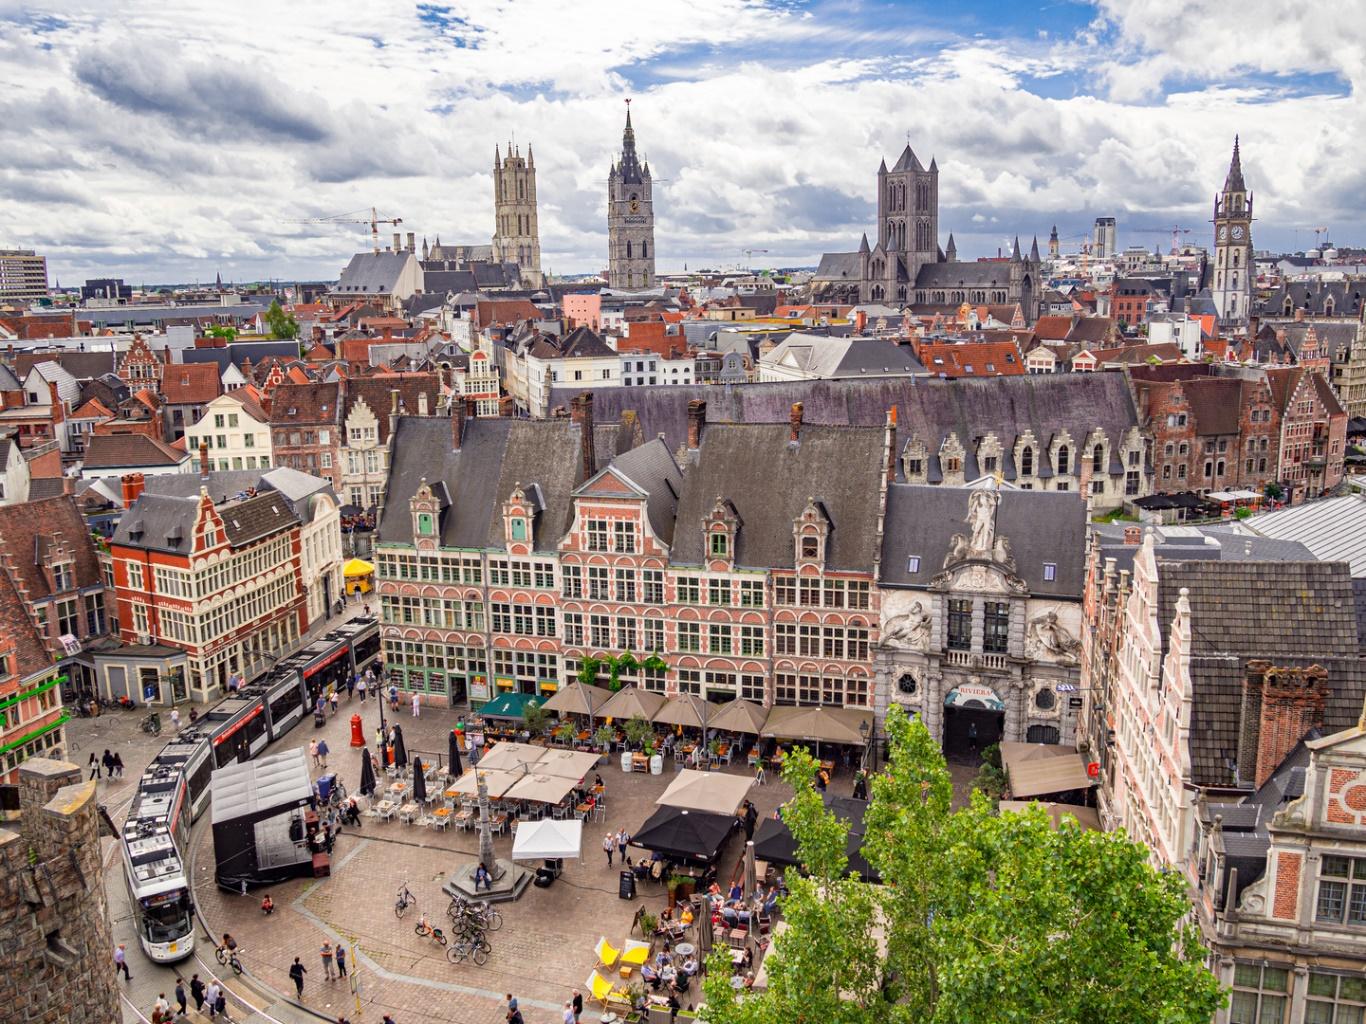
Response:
968,488,997,554
1026,610,1081,664
883,600,932,650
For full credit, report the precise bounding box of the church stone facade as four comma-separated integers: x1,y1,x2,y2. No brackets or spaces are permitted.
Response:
607,106,656,290
816,145,1042,321
491,142,543,288
876,484,1086,756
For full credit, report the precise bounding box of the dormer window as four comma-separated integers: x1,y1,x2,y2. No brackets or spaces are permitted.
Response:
710,532,728,558
203,528,219,548
800,536,819,559
510,517,527,542
52,562,73,592
417,513,435,537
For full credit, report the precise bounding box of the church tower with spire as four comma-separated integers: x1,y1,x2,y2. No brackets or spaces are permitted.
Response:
492,140,543,287
1212,136,1253,326
607,103,656,290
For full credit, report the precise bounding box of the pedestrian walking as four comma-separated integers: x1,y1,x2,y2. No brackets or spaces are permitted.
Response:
113,942,131,980
88,752,100,780
616,828,629,863
852,769,868,801
382,1016,398,1024
213,989,227,1020
572,988,583,1022
563,1001,575,1024
190,974,205,1012
505,994,519,1020
329,689,339,715
288,957,307,998
388,684,399,712
102,749,114,778
175,978,188,1015
152,993,171,1022
204,980,221,1019
321,940,336,980
317,738,329,769
170,707,181,732
411,692,420,718
358,674,368,702
603,832,615,867
113,752,124,777
309,739,320,768
336,942,348,977
346,674,356,700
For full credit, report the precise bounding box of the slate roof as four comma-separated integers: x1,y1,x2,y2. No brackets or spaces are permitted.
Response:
881,485,1086,596
82,432,189,470
218,491,301,546
597,438,682,545
1155,559,1362,787
182,341,301,374
914,262,1015,288
113,489,300,554
671,423,885,572
565,376,1142,479
269,380,342,425
529,325,616,360
377,416,586,553
159,362,223,405
334,251,416,296
814,251,862,281
141,466,335,524
12,350,116,381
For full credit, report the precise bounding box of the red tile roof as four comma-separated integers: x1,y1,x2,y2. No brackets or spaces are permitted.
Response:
82,432,188,469
918,341,1025,377
1033,315,1073,341
159,362,223,405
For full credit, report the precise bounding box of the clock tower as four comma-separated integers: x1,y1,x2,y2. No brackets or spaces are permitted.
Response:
607,102,656,290
1212,136,1253,326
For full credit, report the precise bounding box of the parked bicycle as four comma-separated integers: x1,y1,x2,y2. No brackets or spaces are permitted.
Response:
326,780,349,808
447,897,502,932
446,936,489,966
394,882,416,919
215,944,244,976
414,915,447,946
140,712,162,736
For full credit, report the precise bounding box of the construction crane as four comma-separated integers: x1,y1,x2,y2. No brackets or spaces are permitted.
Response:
295,207,404,254
1130,224,1193,255
741,248,769,268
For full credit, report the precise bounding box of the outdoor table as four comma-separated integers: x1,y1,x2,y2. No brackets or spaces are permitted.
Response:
575,802,594,818
747,748,760,766
453,809,474,830
730,948,746,966
820,759,836,774
731,975,746,989
490,812,508,834
675,943,696,957
374,800,396,822
444,787,461,800
431,806,452,830
399,802,419,823
390,781,407,795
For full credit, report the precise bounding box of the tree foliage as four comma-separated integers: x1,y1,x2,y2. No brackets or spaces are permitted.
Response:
703,706,1224,1024
264,299,299,340
205,324,237,342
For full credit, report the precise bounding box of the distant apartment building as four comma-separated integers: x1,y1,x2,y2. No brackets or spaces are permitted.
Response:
0,249,49,304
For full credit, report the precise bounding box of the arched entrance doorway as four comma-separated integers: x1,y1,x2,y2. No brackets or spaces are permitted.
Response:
942,681,1006,762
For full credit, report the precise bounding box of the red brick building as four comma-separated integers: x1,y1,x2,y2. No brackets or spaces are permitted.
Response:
270,380,343,489
107,474,308,700
1266,366,1347,502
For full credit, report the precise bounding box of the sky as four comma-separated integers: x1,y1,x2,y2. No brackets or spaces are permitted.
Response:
1,0,1363,285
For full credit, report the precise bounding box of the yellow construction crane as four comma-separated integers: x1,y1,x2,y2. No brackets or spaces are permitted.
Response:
295,207,404,254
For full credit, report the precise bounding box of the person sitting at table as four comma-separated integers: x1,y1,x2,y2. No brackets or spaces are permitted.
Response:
761,887,780,916
680,956,699,977
727,881,743,902
706,882,724,906
473,862,492,892
742,971,756,990
720,905,752,927
660,963,677,989
678,903,694,927
654,950,672,968
640,963,661,990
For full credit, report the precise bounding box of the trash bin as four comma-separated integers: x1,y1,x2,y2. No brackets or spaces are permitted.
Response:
650,754,663,775
618,869,637,900
620,750,633,773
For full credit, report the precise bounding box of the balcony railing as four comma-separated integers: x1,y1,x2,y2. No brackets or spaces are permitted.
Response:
943,649,1008,670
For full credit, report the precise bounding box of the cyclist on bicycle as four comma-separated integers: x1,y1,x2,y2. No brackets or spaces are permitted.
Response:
219,933,238,955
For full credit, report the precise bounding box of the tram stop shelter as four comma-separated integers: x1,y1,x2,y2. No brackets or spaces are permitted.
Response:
211,748,315,890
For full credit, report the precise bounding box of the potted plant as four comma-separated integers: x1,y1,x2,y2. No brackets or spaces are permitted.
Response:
522,702,549,740
667,873,695,908
639,911,658,937
594,723,616,754
553,719,577,747
623,715,652,750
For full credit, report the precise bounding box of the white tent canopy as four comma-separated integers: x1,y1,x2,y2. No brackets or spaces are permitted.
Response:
511,818,584,861
657,768,754,815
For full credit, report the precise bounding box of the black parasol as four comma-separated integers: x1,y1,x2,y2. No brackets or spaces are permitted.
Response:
358,747,377,798
448,728,464,777
412,756,428,804
391,724,408,767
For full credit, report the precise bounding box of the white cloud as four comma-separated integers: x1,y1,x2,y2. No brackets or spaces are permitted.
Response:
0,0,1360,283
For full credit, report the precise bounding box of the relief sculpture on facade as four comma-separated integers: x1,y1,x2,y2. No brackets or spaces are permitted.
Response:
882,599,932,650
1026,609,1082,664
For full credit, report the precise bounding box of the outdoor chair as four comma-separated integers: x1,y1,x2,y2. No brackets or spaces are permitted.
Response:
594,937,621,970
620,939,651,969
585,970,632,1013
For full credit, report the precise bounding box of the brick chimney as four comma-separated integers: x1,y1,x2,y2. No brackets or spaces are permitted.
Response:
789,402,804,443
199,440,210,479
1123,525,1142,545
1239,661,1330,788
570,392,595,480
884,406,898,484
686,399,706,450
1295,306,1306,323
120,472,145,508
407,231,416,253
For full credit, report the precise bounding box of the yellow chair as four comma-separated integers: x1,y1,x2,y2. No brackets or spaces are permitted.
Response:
594,937,621,970
620,939,651,968
585,970,631,1010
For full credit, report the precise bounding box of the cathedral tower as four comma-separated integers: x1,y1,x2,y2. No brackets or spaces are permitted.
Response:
492,142,542,288
1212,136,1253,326
863,144,939,303
607,103,656,290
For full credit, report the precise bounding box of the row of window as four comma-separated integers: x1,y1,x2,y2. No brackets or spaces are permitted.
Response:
141,572,297,646
773,623,869,661
947,600,1011,652
774,672,871,709
772,577,871,609
35,594,103,639
1231,961,1365,1024
381,595,486,631
490,558,556,589
376,552,485,585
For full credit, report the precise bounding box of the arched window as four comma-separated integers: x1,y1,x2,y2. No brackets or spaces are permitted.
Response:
1020,445,1034,476
641,242,648,259
1056,445,1069,475
1092,443,1104,472
626,241,632,259
518,180,524,199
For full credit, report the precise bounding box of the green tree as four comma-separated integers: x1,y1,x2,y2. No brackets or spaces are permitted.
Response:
205,324,237,342
521,701,548,737
576,655,601,688
703,706,1224,1024
264,299,299,340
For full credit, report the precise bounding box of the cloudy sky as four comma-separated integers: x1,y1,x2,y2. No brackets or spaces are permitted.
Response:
1,0,1362,285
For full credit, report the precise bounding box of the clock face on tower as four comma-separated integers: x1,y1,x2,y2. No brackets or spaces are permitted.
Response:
1231,225,1245,240
1218,226,1228,242
628,193,639,213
